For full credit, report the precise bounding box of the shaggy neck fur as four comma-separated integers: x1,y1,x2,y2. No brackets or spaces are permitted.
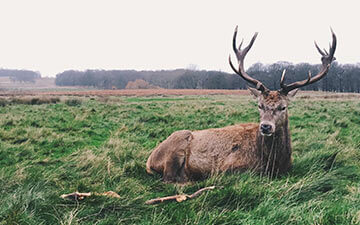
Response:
256,114,292,176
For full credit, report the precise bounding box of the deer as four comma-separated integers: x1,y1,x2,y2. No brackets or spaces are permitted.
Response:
146,26,337,183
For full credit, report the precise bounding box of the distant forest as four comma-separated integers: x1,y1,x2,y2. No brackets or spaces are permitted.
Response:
55,62,360,92
0,69,41,83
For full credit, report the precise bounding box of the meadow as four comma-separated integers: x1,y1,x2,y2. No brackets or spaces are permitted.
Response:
0,92,360,224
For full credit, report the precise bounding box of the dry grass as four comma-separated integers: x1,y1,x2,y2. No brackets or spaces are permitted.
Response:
0,96,60,105
1,88,250,97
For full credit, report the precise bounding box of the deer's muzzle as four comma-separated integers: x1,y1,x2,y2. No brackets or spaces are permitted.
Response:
260,122,275,136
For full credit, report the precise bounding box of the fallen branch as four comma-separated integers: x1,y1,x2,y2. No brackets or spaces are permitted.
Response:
145,186,216,205
61,191,120,201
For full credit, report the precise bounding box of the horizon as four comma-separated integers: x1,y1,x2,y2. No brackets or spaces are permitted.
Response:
0,0,359,77
2,59,357,79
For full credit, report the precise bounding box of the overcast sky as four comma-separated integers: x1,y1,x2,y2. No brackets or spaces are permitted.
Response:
0,0,358,77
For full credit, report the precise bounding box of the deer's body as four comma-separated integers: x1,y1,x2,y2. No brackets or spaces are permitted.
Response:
147,91,293,182
146,27,337,183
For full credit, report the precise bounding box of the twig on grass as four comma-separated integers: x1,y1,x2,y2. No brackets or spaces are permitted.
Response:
60,191,120,201
145,186,216,205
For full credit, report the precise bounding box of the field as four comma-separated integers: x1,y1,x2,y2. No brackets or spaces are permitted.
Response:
0,78,57,90
1,89,360,224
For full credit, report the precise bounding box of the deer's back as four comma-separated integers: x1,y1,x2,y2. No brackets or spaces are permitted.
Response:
186,123,260,174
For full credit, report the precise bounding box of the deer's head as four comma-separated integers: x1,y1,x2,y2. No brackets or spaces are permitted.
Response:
229,26,337,136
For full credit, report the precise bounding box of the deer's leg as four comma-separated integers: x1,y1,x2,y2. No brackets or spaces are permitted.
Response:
163,149,186,183
146,130,193,183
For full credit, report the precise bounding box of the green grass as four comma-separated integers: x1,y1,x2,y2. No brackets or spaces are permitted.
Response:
0,94,360,224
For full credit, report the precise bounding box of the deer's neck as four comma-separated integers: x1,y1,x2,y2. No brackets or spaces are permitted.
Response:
257,117,292,175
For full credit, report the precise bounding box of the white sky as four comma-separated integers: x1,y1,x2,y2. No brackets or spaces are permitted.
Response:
0,0,358,77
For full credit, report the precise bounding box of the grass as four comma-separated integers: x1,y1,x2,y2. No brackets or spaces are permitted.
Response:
0,94,360,224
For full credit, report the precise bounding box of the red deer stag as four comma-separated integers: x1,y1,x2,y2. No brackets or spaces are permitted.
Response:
146,26,337,183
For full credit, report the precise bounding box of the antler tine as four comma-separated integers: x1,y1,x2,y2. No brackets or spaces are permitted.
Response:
238,39,244,51
329,28,337,56
232,26,239,54
315,41,326,56
229,26,268,93
323,48,329,55
229,55,239,75
280,70,312,93
280,29,337,94
280,69,287,89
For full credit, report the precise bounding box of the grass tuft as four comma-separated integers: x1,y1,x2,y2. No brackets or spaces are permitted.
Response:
65,98,82,106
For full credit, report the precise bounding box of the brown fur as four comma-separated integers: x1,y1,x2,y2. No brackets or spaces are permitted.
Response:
146,90,295,183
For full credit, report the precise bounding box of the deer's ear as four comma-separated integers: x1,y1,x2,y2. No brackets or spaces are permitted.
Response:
287,88,299,98
248,87,261,98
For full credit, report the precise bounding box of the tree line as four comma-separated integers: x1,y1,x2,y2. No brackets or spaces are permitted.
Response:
55,69,244,89
54,61,360,92
0,69,41,83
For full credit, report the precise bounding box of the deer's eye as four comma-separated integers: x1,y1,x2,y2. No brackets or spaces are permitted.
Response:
258,104,264,110
278,106,286,111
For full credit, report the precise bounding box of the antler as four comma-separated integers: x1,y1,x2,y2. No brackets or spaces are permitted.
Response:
280,29,337,94
229,26,269,93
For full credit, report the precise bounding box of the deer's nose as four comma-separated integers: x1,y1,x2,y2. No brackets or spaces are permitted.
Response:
260,123,272,134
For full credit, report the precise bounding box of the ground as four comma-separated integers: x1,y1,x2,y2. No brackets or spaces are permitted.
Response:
0,89,360,224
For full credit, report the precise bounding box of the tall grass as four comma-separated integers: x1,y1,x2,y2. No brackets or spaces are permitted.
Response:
0,94,359,224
